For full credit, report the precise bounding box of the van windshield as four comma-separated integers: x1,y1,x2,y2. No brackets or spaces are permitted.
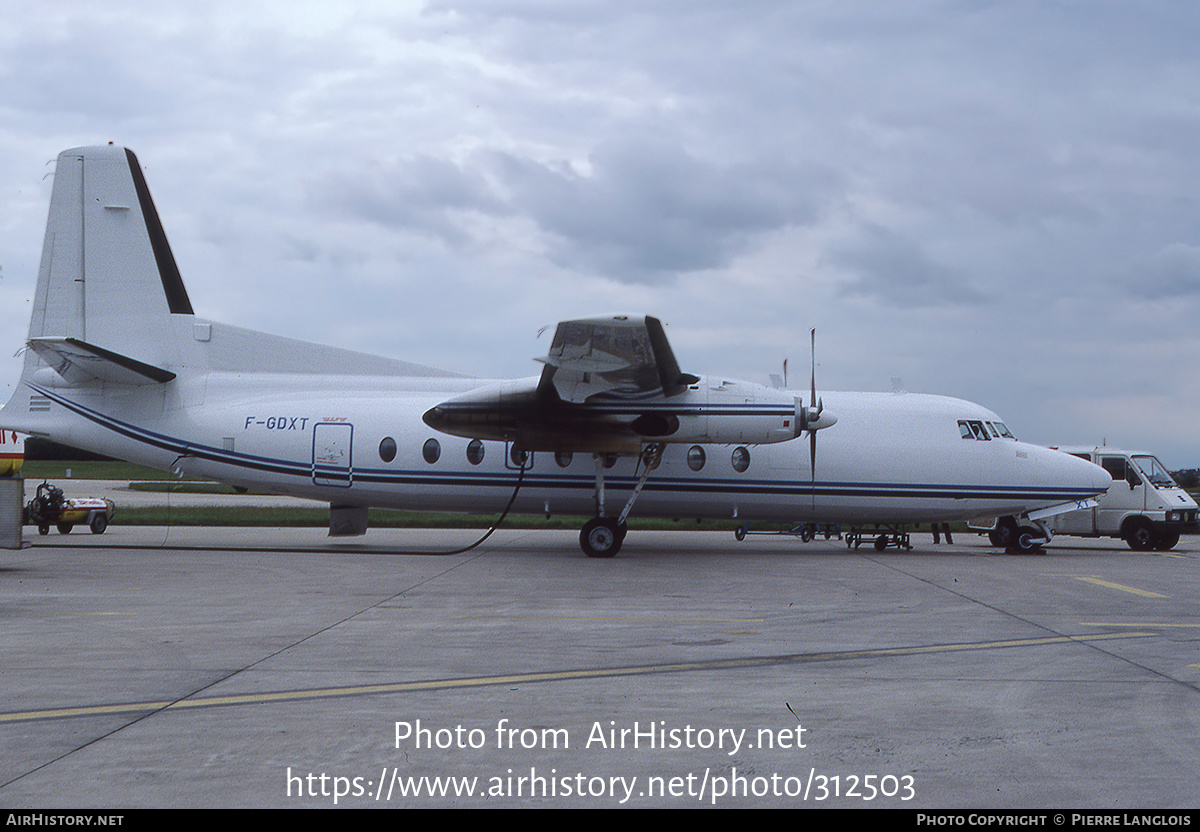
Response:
1132,455,1177,487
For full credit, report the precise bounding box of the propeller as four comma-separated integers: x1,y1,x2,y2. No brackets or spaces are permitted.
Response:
794,329,837,507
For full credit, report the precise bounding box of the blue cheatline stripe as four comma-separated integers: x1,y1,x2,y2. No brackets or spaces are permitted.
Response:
27,383,1098,504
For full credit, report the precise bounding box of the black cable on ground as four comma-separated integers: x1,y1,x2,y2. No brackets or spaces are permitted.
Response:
399,461,527,555
162,455,529,555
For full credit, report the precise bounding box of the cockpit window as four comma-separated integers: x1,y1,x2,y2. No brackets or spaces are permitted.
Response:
958,420,990,440
959,419,1015,440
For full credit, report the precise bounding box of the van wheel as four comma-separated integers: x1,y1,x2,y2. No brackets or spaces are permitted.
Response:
1153,531,1179,551
1123,519,1155,551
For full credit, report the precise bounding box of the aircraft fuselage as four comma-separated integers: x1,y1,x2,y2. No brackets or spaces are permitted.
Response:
15,367,1107,528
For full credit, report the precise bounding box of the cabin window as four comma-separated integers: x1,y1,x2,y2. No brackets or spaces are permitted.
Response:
687,445,706,471
379,437,397,463
510,446,530,467
555,451,573,468
466,439,485,465
731,446,750,473
422,438,441,464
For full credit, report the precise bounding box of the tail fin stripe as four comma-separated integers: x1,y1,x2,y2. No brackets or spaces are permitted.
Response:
124,149,194,315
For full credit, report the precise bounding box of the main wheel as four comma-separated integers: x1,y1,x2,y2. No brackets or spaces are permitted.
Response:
988,517,1018,548
580,517,625,558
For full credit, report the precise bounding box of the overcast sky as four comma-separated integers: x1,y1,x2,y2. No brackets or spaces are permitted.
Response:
1,0,1197,465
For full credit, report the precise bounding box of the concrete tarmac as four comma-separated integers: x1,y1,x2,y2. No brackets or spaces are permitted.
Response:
1,521,1197,808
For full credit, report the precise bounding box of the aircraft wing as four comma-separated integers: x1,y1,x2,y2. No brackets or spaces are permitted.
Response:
424,315,700,453
536,315,697,403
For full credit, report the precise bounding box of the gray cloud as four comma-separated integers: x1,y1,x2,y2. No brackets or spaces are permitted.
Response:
826,225,988,308
486,139,831,281
318,155,503,246
1126,243,1200,299
2,1,1200,462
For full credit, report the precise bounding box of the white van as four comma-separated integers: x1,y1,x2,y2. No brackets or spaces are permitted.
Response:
1049,446,1198,550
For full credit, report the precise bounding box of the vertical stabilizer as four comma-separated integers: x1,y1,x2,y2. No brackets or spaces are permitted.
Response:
24,145,193,378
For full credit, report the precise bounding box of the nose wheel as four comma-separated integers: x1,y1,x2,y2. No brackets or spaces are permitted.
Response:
580,517,627,558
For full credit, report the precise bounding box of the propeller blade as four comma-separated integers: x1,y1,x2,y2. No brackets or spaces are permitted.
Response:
810,329,817,410
808,430,816,507
810,329,817,508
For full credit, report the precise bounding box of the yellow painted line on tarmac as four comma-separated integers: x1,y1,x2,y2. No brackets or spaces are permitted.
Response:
449,614,765,623
0,631,1152,725
1071,576,1168,598
1081,622,1200,628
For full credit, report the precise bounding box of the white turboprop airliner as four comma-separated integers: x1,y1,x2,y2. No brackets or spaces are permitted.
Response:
0,146,1110,556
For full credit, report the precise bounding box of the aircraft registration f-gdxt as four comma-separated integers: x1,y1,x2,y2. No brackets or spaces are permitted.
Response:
0,146,1111,556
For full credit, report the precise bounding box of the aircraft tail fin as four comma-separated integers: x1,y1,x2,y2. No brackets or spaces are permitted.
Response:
23,145,192,382
4,144,462,430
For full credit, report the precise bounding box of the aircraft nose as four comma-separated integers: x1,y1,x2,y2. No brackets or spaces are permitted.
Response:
1051,447,1112,498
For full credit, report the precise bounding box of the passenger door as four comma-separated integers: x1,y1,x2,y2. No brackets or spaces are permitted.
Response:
312,422,354,487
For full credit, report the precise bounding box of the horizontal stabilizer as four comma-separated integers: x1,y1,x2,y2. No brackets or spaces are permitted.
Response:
29,337,177,385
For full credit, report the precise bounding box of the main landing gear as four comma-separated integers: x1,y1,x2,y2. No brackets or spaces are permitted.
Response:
579,443,663,558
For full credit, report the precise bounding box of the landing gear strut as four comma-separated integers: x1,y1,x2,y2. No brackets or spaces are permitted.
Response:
579,444,663,558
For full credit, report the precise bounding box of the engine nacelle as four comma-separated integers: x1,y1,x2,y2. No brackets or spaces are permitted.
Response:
423,375,838,453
